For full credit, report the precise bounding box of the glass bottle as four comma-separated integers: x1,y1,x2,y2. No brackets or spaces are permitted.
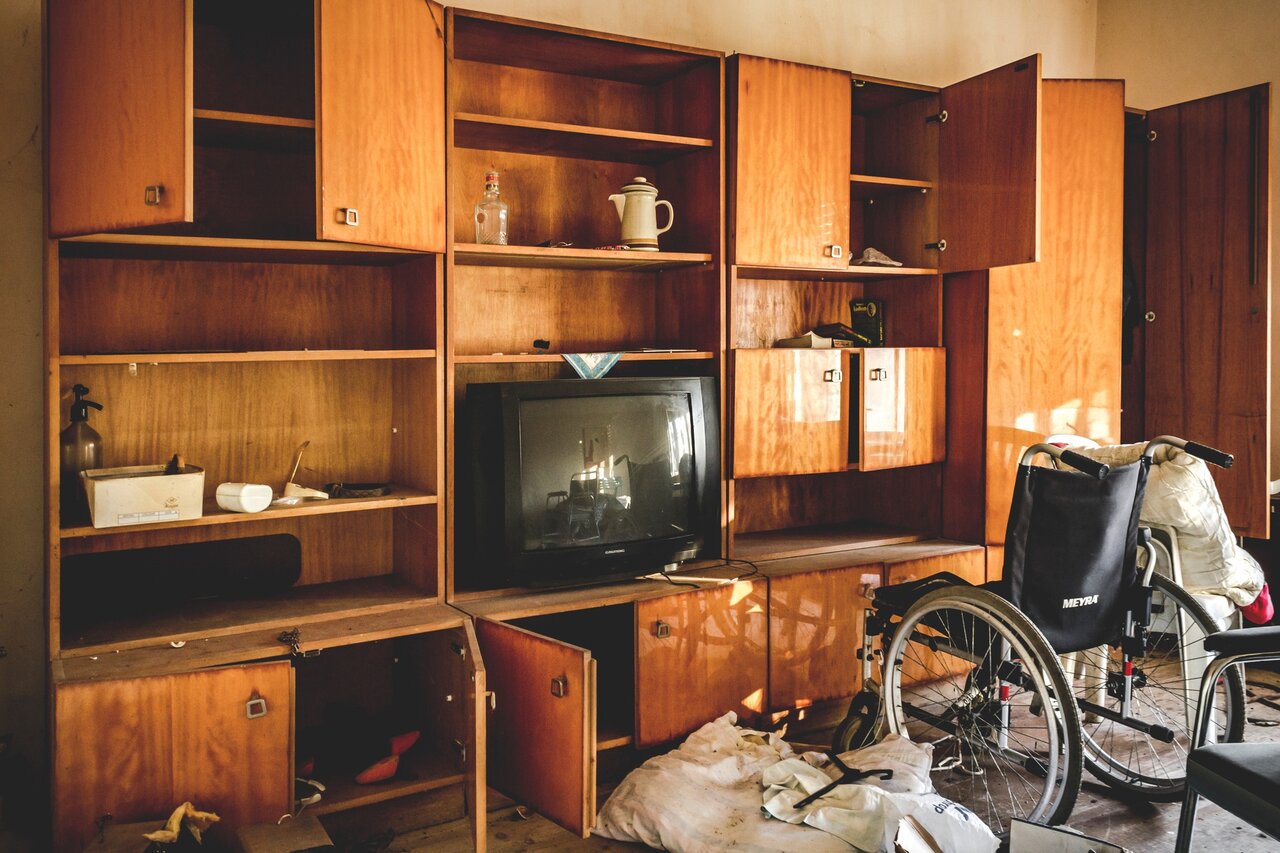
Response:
474,170,509,245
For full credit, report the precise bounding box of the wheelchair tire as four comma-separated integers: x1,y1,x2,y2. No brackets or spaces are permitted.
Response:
832,688,882,754
1073,573,1246,801
881,585,1083,831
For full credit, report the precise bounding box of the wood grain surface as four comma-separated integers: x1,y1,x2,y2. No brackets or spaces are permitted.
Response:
1143,84,1271,538
317,0,446,251
855,347,946,470
48,0,192,236
731,349,847,477
729,55,850,268
938,55,1041,272
633,581,768,746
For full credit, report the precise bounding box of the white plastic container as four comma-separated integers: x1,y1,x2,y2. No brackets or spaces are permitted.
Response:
216,482,273,513
82,464,205,528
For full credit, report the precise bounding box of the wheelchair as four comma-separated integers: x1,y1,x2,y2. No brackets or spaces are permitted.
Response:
832,436,1247,833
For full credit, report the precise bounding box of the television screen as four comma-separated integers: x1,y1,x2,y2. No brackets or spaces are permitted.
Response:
517,394,695,552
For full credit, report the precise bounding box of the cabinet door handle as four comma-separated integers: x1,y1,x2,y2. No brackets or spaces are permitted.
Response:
337,207,360,227
245,693,268,719
550,676,569,698
823,369,843,383
144,185,163,206
869,368,888,381
825,244,844,259
653,620,671,639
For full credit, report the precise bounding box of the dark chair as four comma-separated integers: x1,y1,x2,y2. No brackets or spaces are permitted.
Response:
1175,625,1280,852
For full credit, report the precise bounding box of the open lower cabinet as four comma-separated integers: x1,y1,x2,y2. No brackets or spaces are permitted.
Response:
466,578,768,838
51,623,485,852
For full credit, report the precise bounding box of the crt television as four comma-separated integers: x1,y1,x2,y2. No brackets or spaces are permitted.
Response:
459,376,719,589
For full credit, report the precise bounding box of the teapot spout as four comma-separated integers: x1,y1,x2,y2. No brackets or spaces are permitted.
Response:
608,193,626,221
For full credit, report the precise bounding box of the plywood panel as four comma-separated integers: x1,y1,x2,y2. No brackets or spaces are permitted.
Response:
634,580,767,745
452,59,657,132
938,55,1040,272
769,565,881,711
475,619,595,837
730,56,850,268
1144,85,1271,538
856,348,946,470
982,80,1125,544
941,271,989,543
733,467,943,536
731,349,847,477
318,0,446,251
48,0,192,236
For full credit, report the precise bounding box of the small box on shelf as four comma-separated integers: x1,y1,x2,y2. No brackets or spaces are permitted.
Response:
83,464,205,529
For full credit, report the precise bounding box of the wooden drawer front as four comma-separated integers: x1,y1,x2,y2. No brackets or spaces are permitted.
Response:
475,618,596,839
883,549,985,687
768,566,881,712
53,661,292,853
856,347,946,471
733,349,848,477
634,580,768,747
731,55,851,269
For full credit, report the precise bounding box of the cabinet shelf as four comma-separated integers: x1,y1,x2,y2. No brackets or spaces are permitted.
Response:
733,523,928,562
454,112,713,164
194,108,315,152
453,351,713,365
59,233,426,265
58,349,435,366
60,485,437,539
454,243,712,271
61,576,439,658
735,264,938,281
310,749,464,815
850,173,935,201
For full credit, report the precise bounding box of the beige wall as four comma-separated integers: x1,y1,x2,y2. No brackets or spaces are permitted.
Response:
1097,0,1280,472
0,0,1105,803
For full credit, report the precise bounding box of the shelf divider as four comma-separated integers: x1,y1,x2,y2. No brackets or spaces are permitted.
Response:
454,112,713,163
454,243,711,271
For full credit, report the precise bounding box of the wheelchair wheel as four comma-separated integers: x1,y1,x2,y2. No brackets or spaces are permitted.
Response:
881,586,1082,831
832,688,882,753
1068,573,1246,801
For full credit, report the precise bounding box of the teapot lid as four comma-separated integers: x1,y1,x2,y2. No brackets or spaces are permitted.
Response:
621,176,659,195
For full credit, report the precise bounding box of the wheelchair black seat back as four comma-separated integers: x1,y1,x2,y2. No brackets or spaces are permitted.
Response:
1002,454,1149,654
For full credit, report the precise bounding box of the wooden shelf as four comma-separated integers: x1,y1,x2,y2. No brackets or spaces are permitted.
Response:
59,233,426,265
453,351,713,364
58,349,436,366
60,485,437,539
735,263,939,281
850,173,935,201
732,524,928,562
597,726,635,752
310,748,463,815
61,576,439,658
194,109,315,152
55,602,465,683
454,243,712,271
454,113,712,164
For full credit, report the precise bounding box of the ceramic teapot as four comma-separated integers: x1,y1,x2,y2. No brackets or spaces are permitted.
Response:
608,177,674,251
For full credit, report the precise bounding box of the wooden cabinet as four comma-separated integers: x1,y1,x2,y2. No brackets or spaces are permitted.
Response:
729,55,851,269
1129,85,1271,538
944,80,1126,565
49,0,446,252
635,579,768,746
731,349,848,477
884,549,986,685
850,347,946,470
53,662,292,853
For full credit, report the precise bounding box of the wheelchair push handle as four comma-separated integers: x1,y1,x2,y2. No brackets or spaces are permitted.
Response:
1020,443,1110,479
1144,435,1234,468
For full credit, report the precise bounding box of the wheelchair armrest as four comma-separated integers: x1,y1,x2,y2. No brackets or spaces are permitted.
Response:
1204,625,1280,658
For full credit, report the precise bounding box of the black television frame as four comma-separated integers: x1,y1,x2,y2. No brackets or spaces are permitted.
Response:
459,376,720,589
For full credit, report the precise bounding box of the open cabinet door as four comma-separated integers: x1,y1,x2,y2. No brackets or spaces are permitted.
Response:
474,618,597,838
1144,85,1271,538
938,55,1041,273
48,0,193,236
316,0,447,251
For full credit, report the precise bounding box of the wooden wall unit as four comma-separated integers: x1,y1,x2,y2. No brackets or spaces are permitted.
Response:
943,80,1125,561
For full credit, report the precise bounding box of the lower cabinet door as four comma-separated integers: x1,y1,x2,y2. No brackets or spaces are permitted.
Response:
634,580,768,747
475,618,596,838
768,565,882,712
732,349,848,477
884,548,986,686
53,661,292,853
856,347,947,470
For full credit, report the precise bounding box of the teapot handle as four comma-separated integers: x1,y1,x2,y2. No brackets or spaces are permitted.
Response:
655,200,674,236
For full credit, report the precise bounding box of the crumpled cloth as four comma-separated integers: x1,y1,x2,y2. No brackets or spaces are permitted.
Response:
1072,442,1264,606
594,712,854,852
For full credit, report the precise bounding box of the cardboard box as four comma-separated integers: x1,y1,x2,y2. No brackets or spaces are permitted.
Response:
82,464,205,529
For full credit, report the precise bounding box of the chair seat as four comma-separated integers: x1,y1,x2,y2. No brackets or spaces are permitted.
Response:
1187,743,1280,841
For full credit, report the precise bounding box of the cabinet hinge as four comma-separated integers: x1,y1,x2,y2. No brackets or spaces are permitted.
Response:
926,110,949,124
450,640,467,659
925,239,947,252
452,738,466,765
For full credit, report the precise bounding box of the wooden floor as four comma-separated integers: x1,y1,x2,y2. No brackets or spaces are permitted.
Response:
348,669,1280,853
